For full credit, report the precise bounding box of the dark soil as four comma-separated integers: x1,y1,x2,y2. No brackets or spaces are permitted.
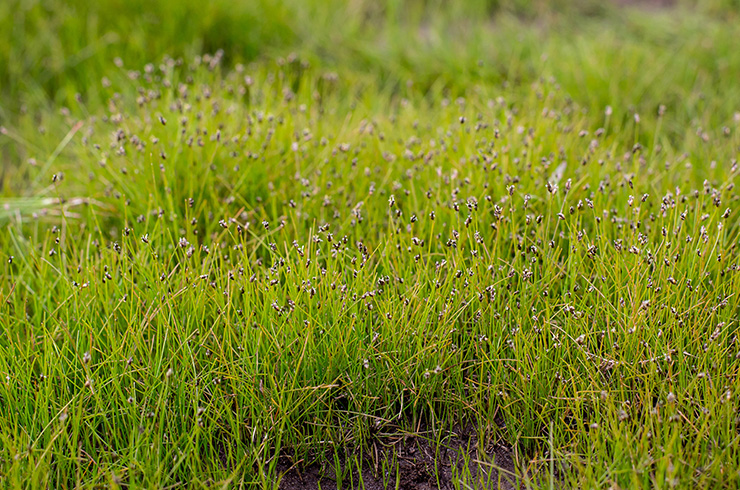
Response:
612,0,675,7
276,426,522,490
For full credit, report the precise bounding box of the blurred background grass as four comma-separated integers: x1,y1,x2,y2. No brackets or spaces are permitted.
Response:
1,0,740,174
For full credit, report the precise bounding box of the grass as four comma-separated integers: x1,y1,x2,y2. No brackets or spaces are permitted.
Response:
1,1,740,488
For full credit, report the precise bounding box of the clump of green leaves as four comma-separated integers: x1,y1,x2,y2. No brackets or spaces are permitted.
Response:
1,20,740,490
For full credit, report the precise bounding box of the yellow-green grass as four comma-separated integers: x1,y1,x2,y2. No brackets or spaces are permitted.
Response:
1,1,740,488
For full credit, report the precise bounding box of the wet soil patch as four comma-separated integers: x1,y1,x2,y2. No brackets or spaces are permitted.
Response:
612,0,675,7
276,426,523,490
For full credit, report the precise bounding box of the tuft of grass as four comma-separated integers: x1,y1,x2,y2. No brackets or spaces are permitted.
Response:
1,1,740,489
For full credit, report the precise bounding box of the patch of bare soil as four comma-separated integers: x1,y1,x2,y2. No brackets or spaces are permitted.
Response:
276,426,522,490
612,0,675,7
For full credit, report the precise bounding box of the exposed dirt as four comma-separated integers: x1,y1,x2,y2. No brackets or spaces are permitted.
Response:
612,0,675,7
276,426,522,490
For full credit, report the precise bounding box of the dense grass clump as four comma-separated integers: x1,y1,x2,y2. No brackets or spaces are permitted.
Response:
1,52,739,489
2,1,740,489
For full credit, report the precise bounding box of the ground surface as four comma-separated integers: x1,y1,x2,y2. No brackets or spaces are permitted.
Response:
1,1,740,489
277,427,518,490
